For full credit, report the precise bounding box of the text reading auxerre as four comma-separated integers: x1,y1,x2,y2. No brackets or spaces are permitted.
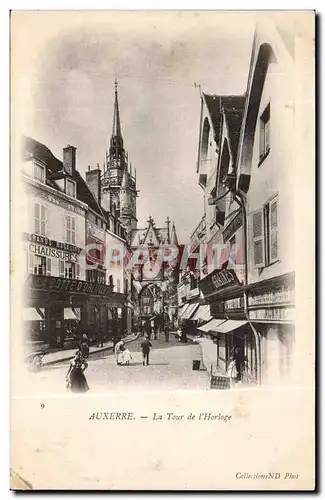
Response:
89,412,135,420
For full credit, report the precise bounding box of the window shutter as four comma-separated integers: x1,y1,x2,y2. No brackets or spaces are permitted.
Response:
40,205,47,236
259,120,265,158
65,216,70,243
252,209,265,268
269,197,278,263
46,258,52,276
71,218,76,244
76,263,80,280
59,260,65,277
265,120,270,151
34,203,40,234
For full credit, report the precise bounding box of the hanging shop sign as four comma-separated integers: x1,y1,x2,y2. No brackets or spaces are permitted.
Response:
200,268,241,300
223,210,243,243
249,307,294,322
25,274,125,303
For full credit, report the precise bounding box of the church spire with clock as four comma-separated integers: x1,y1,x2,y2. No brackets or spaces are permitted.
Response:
101,80,138,237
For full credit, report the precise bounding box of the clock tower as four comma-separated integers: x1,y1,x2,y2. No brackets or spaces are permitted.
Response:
101,80,138,237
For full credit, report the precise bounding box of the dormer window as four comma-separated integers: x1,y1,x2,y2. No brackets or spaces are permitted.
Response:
66,178,76,198
34,161,45,183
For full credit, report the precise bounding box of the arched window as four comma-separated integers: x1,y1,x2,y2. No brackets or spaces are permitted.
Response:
201,118,210,161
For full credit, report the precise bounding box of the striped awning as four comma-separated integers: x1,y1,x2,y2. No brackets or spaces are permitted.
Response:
178,304,189,320
191,305,212,322
197,319,227,333
182,303,199,320
214,320,248,333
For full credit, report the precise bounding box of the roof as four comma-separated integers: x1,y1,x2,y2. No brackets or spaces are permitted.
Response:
130,226,170,247
203,94,245,146
23,136,104,217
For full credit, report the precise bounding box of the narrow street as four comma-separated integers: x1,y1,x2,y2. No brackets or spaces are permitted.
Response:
15,335,208,396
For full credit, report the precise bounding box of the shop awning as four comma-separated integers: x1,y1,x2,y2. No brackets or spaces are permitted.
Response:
64,308,79,320
191,305,212,322
197,318,227,333
214,320,248,333
182,303,199,320
23,308,45,321
178,304,190,320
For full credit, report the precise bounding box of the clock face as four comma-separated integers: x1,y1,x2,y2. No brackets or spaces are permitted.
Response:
142,260,163,280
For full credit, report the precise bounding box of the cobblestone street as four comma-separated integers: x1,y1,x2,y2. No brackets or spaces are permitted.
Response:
15,335,209,396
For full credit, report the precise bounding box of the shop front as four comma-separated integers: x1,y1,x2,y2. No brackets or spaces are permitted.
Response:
24,274,125,348
199,268,258,384
247,273,295,386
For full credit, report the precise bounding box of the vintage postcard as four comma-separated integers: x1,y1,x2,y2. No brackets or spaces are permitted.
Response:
10,10,315,490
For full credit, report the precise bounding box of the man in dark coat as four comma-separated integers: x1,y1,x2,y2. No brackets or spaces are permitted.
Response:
140,336,152,366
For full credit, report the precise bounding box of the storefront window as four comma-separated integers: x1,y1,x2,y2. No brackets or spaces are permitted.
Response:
65,262,76,279
34,256,45,275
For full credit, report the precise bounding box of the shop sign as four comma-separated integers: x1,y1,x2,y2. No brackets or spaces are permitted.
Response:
25,274,125,302
249,307,294,322
34,190,85,215
200,268,240,300
27,242,79,263
23,232,82,254
248,286,295,306
223,211,243,243
87,220,105,242
224,297,244,311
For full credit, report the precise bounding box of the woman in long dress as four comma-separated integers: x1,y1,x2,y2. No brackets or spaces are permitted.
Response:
66,350,90,393
114,340,125,365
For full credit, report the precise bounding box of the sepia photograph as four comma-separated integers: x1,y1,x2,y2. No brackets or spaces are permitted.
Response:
10,10,315,490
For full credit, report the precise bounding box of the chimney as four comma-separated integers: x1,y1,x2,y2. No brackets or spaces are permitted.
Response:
63,145,76,175
86,164,101,205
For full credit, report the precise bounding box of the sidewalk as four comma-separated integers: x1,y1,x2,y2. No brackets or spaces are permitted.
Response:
43,332,139,366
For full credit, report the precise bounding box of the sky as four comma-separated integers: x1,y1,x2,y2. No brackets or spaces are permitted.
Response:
14,11,255,243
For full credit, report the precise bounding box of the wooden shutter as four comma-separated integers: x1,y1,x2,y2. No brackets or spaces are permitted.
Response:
259,119,265,158
34,202,40,234
40,205,47,236
76,263,80,280
71,217,76,245
252,209,265,268
65,216,70,243
269,197,278,263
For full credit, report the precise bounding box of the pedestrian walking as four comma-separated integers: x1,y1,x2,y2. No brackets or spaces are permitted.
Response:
66,350,89,393
227,359,238,387
153,323,158,340
140,335,152,366
115,339,125,365
121,348,133,365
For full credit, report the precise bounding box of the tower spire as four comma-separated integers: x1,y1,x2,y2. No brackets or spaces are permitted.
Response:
112,78,122,139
